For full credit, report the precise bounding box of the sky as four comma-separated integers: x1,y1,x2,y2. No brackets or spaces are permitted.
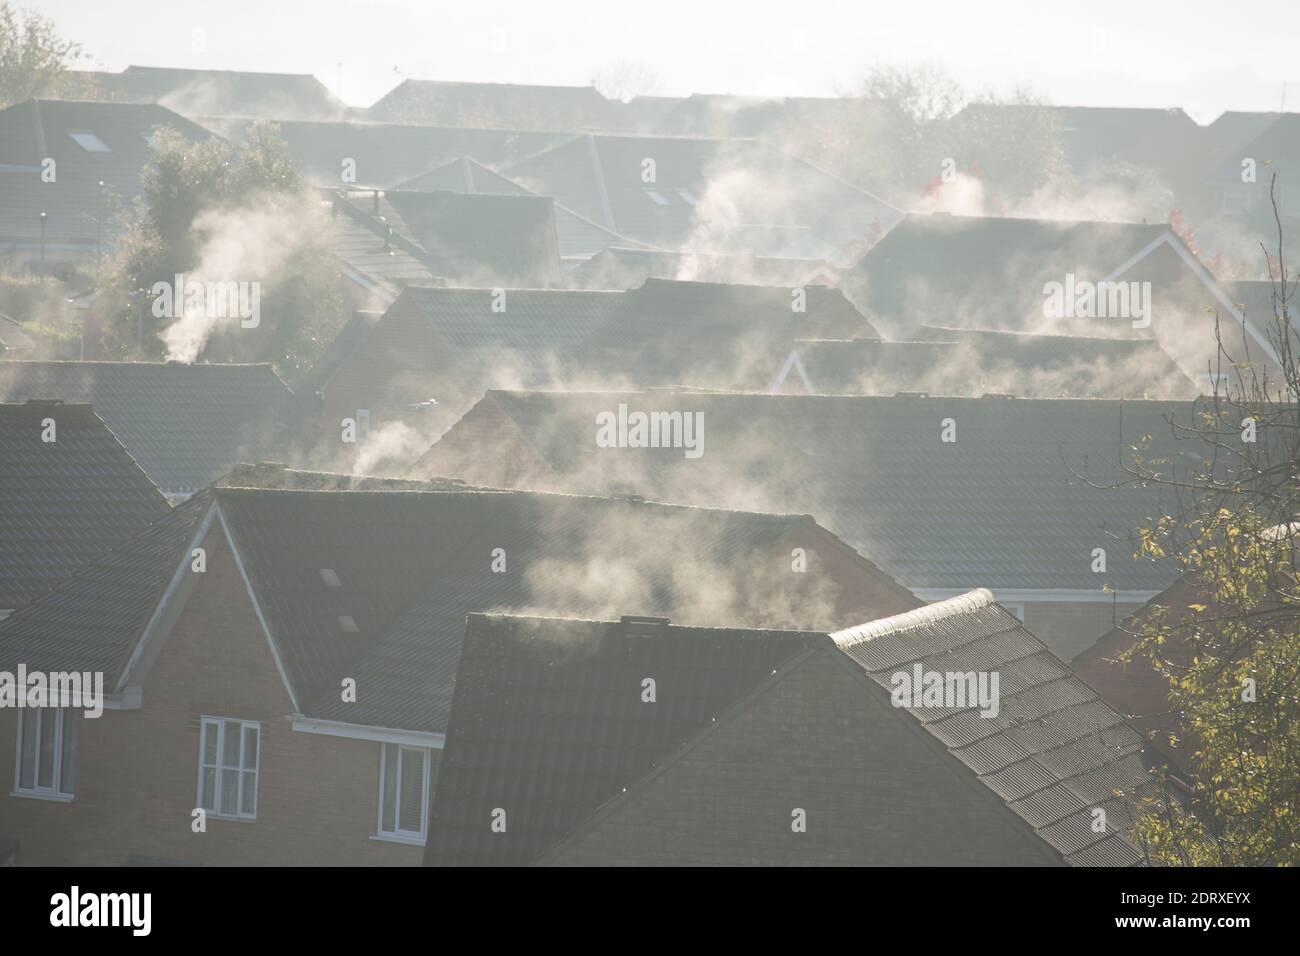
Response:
28,0,1300,123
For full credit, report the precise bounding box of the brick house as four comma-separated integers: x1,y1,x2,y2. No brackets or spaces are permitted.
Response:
0,468,916,865
415,389,1208,659
426,592,1162,866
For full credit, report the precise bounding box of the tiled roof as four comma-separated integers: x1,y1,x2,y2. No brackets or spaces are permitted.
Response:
832,590,1159,866
393,157,651,262
400,285,625,354
366,79,621,130
503,133,900,254
420,389,1200,594
578,277,878,389
0,491,209,681
784,326,1198,398
200,117,562,190
426,613,820,866
0,100,214,254
571,245,836,289
212,485,899,733
0,361,294,496
0,401,168,609
847,213,1176,339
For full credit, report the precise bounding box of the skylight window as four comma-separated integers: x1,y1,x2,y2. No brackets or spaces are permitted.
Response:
67,131,110,153
339,615,359,634
677,190,698,206
643,188,670,206
320,569,342,588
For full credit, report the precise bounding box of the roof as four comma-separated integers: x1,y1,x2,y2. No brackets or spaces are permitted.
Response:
0,99,215,254
367,79,621,130
426,593,1158,866
848,212,1177,338
393,157,650,262
383,190,560,285
0,361,294,496
577,277,878,389
211,485,904,733
831,590,1158,865
571,245,836,289
0,401,168,609
55,66,346,120
0,491,210,681
426,613,821,866
200,117,563,190
419,389,1201,595
502,132,900,255
783,326,1198,399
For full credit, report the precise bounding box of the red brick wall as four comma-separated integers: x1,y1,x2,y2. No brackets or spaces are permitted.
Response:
544,650,1060,866
0,529,427,866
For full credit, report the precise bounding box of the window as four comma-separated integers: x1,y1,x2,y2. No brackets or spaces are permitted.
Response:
67,130,111,152
15,709,76,799
1002,602,1026,622
197,717,259,819
377,743,430,843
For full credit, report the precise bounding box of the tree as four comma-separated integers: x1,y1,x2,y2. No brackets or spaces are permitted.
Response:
97,122,348,382
1106,180,1300,865
0,3,83,108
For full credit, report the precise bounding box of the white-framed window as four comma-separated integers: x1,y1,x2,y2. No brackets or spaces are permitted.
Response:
67,130,111,153
1002,602,1026,622
197,717,259,820
377,743,430,843
14,709,77,799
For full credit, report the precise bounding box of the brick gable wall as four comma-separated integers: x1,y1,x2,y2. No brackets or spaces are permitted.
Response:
0,528,426,865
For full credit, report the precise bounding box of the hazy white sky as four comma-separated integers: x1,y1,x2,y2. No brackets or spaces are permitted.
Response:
29,0,1300,122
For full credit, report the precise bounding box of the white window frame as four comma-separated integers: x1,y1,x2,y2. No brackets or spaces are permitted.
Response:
67,130,111,153
196,716,260,820
13,709,76,801
375,742,431,845
1001,602,1026,622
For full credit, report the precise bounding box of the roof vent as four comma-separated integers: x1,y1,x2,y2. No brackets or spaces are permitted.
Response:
24,398,63,406
981,392,1015,400
894,391,929,398
620,615,670,636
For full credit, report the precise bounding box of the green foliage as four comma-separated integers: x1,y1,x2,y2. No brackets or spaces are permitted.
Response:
97,122,348,381
0,3,82,108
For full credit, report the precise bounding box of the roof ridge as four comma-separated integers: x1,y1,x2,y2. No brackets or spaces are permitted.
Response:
830,589,996,647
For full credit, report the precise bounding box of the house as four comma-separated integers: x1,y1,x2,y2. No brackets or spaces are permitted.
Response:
417,389,1206,658
0,473,916,865
846,212,1284,391
1192,112,1300,253
426,592,1160,866
0,400,168,617
0,100,215,265
0,361,295,498
44,66,348,120
772,326,1199,399
366,79,623,130
199,117,563,191
502,132,901,257
392,157,650,268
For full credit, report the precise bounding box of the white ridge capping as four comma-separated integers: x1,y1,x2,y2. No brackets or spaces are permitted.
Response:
830,588,996,647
